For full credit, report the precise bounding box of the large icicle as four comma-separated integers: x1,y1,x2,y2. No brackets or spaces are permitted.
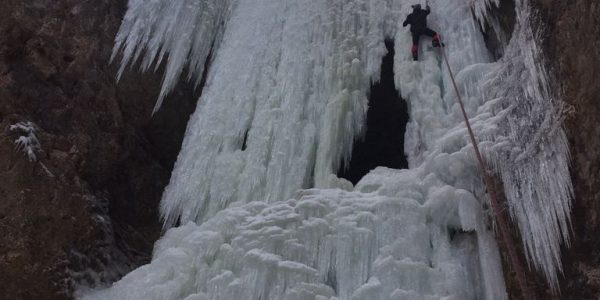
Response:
158,0,393,227
112,0,231,113
477,0,573,288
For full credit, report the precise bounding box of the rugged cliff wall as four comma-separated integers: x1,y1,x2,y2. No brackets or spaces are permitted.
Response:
532,1,600,299
0,1,198,299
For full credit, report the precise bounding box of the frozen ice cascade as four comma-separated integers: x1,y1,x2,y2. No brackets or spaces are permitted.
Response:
84,0,572,298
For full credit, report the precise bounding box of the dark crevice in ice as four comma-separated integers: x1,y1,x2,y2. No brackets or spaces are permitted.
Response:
338,39,409,185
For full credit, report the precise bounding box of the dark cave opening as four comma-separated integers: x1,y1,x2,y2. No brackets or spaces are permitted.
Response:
338,39,409,185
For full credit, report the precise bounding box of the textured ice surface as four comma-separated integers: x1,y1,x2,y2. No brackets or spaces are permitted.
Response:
99,0,573,297
156,0,395,227
84,167,506,300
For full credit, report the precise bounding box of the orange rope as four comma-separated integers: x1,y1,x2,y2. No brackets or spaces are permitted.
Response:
439,41,534,299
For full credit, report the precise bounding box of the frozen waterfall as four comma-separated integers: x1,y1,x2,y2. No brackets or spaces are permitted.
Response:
84,0,573,298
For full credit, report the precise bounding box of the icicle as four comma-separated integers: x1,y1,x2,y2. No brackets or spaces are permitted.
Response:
480,0,572,289
112,0,231,113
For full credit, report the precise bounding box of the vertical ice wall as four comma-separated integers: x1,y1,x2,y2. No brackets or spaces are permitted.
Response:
94,0,574,298
398,0,572,288
157,0,396,227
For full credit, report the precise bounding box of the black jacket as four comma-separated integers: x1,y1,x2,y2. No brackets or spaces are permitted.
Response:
403,6,430,34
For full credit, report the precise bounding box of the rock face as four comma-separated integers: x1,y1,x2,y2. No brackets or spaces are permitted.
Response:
532,1,600,298
0,1,199,299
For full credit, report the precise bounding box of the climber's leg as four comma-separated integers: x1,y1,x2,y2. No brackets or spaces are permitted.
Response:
424,28,443,47
411,34,419,61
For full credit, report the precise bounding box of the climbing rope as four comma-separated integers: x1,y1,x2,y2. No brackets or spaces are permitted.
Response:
439,40,534,299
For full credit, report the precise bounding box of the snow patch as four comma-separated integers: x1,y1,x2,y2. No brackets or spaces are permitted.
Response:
10,121,41,162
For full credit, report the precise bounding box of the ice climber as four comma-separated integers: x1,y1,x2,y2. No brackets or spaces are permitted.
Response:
403,4,443,61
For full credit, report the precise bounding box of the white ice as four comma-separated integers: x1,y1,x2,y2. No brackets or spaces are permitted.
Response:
85,167,506,300
89,0,573,298
10,121,41,162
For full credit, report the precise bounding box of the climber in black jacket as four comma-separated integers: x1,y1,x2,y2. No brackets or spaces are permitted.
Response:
403,4,442,61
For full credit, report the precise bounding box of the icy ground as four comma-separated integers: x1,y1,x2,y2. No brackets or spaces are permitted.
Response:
84,0,572,298
86,167,505,299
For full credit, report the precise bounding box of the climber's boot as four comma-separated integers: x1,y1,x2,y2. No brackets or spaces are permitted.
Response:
432,34,444,48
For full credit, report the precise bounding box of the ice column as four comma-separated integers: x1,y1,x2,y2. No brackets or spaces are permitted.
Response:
156,0,397,226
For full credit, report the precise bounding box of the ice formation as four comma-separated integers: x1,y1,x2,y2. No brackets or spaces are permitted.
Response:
112,0,231,113
87,0,573,298
473,0,572,288
86,167,505,299
10,121,41,162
